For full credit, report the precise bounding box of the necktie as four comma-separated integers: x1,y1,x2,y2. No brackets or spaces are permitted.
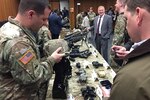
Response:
97,16,102,34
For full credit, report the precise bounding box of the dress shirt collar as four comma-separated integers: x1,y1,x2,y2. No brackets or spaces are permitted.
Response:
130,39,148,51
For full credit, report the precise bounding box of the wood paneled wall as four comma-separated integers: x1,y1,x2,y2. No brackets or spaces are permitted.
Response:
74,0,115,15
69,0,75,29
0,0,116,28
0,0,60,21
49,0,60,11
0,0,19,21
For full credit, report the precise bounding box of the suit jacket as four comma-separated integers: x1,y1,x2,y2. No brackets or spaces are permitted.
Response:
48,13,63,35
93,14,112,40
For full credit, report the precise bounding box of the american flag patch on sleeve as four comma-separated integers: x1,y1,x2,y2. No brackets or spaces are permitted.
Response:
19,50,34,65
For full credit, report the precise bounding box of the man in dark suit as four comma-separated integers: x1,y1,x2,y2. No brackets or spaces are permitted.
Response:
48,10,68,39
92,6,113,63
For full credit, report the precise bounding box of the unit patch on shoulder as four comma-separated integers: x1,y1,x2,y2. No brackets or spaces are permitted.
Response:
19,50,34,65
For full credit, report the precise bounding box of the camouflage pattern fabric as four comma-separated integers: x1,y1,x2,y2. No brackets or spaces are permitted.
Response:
111,13,126,67
0,16,56,99
88,12,96,22
88,12,96,26
0,17,23,39
43,39,69,56
76,13,83,28
59,28,69,39
112,13,126,46
38,26,52,43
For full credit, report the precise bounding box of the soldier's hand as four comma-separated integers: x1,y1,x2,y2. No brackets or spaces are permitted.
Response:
51,47,65,63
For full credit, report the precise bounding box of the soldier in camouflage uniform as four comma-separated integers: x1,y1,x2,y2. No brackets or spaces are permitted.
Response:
113,13,126,46
112,0,127,46
110,0,127,67
76,12,84,29
88,7,96,26
38,25,52,43
0,0,67,99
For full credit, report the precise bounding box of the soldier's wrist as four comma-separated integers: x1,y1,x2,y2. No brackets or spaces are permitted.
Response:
47,56,56,67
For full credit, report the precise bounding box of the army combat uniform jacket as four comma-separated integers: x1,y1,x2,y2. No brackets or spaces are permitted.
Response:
88,11,96,26
113,12,126,46
0,17,56,100
76,13,83,28
38,26,52,43
109,39,150,100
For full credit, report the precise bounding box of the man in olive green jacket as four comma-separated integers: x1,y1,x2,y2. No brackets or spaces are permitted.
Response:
109,0,150,100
